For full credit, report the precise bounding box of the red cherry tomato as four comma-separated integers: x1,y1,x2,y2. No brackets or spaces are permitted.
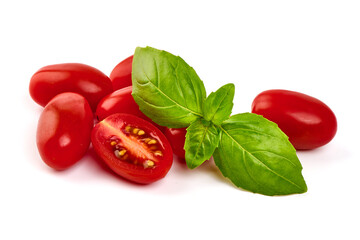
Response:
251,89,337,150
29,63,113,111
91,113,173,184
109,55,133,90
36,92,94,170
95,86,165,131
164,128,186,159
95,86,145,121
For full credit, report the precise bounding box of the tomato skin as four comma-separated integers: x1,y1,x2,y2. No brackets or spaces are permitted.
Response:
109,55,133,90
29,63,113,111
95,86,146,121
251,89,337,150
164,128,186,159
36,92,94,170
95,86,165,131
91,113,173,184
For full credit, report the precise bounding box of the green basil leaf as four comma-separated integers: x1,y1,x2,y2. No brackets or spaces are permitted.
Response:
202,83,235,125
132,46,206,128
184,118,220,169
213,113,307,196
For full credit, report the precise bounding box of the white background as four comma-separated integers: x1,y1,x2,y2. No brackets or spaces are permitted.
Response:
1,1,359,239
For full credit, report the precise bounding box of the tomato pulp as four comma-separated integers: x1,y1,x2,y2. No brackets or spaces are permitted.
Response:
110,55,133,90
29,63,113,111
36,92,94,170
91,113,173,184
251,89,337,150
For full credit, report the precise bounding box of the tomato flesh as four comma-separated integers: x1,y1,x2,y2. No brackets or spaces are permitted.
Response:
251,89,337,150
164,128,186,159
110,55,133,90
36,92,94,170
91,113,173,184
29,63,113,111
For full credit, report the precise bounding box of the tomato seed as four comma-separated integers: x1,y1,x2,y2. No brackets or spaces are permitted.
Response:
119,149,127,156
147,139,157,145
114,150,121,158
154,151,163,157
114,149,127,158
132,128,140,134
143,160,155,168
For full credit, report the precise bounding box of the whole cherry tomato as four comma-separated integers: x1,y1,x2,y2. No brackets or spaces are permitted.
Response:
251,89,337,150
95,86,165,131
95,86,145,121
164,128,186,159
91,113,173,184
36,92,94,170
109,55,133,90
29,63,113,111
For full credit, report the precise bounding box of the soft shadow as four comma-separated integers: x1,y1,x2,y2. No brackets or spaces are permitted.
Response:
85,145,153,187
174,156,229,183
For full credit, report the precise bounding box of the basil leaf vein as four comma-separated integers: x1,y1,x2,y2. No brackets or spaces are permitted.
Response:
184,119,220,169
202,83,235,125
213,113,307,196
132,46,206,128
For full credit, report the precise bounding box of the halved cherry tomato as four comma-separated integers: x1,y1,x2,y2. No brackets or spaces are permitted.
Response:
109,55,133,90
164,128,186,159
251,89,337,150
36,92,94,170
29,63,113,111
91,113,173,184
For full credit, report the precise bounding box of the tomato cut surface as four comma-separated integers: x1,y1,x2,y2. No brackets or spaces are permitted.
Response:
91,113,173,184
251,89,337,150
29,63,113,111
36,92,93,170
110,55,133,90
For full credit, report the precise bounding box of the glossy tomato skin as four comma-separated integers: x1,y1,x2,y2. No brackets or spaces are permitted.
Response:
95,86,146,121
91,113,173,184
95,86,165,131
29,63,113,111
36,92,94,170
164,128,186,159
109,55,133,90
251,89,337,150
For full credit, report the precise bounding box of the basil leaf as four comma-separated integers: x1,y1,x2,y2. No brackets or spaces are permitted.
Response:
213,113,307,196
202,83,235,125
132,46,206,128
184,118,220,169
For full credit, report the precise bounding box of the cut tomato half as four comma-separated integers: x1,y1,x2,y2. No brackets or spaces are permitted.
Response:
91,113,173,184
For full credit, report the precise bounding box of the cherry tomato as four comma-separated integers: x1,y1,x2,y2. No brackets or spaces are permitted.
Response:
29,63,113,111
164,128,186,159
251,89,337,150
95,86,165,131
109,55,133,90
36,92,94,170
91,113,173,184
95,86,146,121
